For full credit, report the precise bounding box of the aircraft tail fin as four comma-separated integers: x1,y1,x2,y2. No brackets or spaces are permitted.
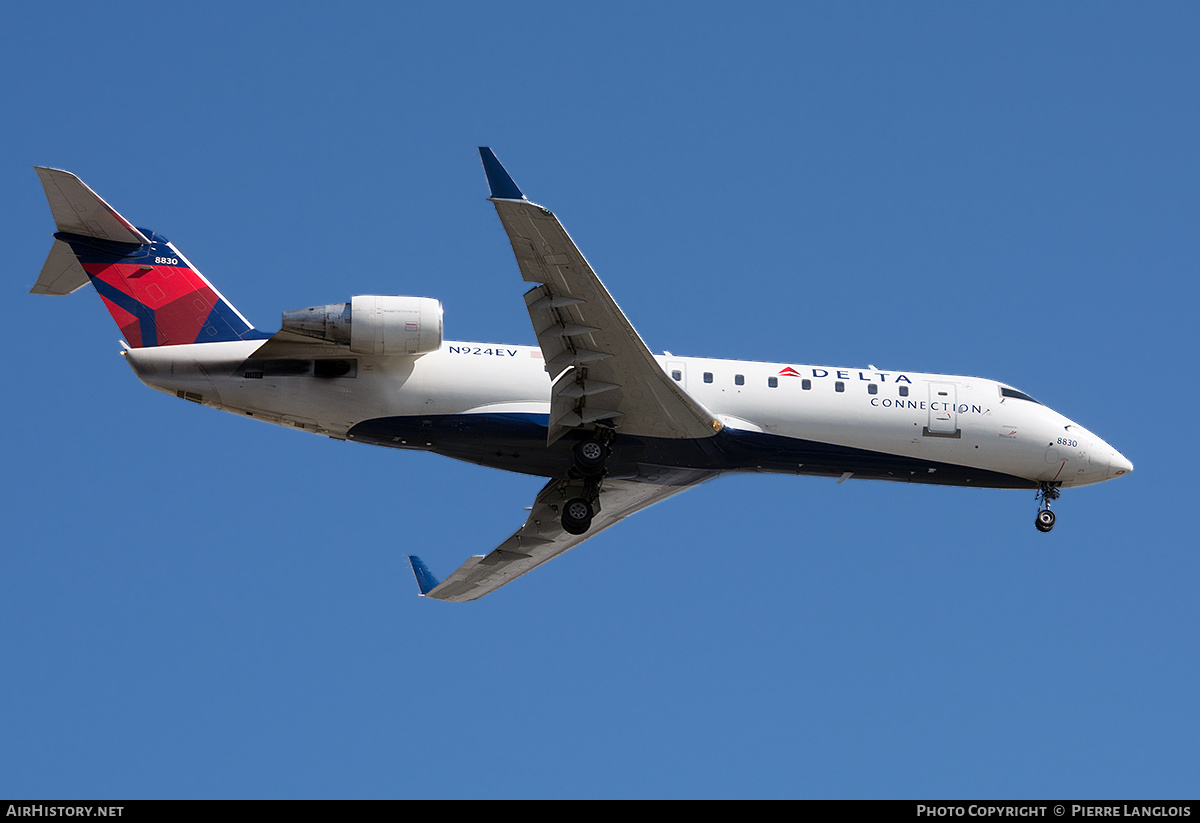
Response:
32,167,264,347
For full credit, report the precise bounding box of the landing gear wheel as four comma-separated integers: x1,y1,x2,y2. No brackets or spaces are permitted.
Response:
562,497,594,535
1034,483,1061,533
1036,509,1056,533
573,439,608,477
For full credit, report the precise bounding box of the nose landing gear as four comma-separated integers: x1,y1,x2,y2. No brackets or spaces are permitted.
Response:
1036,509,1056,532
1035,483,1061,532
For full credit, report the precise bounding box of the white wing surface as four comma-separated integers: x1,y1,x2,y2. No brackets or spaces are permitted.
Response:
407,150,726,602
480,148,721,445
409,468,715,602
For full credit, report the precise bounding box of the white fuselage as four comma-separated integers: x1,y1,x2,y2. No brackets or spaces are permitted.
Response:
123,339,1132,490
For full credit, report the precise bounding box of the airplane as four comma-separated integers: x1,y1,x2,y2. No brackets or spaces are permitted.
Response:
30,149,1133,602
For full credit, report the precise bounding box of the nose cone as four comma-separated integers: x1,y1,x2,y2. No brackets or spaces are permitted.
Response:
1110,450,1133,478
1091,438,1133,480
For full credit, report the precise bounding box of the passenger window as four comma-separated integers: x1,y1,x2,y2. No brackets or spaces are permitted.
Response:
768,377,778,388
868,384,878,395
671,370,681,381
835,381,845,392
802,379,811,390
735,374,744,386
899,385,909,397
703,372,713,383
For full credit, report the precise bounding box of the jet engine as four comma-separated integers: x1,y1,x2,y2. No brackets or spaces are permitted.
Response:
280,295,443,355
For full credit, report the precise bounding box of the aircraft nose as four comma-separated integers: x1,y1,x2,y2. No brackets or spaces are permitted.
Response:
1110,450,1133,478
1085,434,1132,480
1091,441,1133,479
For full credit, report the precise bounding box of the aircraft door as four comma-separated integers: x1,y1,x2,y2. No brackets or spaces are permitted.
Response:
925,381,960,437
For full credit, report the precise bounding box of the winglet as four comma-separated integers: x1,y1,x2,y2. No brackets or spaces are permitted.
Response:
407,555,442,596
479,147,526,201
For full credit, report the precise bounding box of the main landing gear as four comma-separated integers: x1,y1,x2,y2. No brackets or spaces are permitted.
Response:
560,429,614,535
572,437,609,477
561,497,595,535
1035,483,1061,533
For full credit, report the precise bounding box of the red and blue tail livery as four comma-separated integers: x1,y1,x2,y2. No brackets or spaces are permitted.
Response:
31,167,265,347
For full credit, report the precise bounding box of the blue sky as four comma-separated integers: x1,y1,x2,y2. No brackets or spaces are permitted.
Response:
3,2,1197,799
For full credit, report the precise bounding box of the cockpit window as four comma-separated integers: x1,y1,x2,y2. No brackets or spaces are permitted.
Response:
1000,387,1042,405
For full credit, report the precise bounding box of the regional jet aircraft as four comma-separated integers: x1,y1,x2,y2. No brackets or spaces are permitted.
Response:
31,150,1132,601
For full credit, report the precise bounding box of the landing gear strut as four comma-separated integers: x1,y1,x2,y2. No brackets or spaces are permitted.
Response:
1035,483,1061,533
561,428,615,534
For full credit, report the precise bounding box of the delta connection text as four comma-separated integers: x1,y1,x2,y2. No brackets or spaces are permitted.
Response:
792,368,990,414
916,807,1192,818
778,367,992,414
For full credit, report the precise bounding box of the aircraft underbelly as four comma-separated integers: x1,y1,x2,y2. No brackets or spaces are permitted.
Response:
344,412,1035,489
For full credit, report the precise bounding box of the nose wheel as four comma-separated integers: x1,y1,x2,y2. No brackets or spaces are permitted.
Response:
1035,483,1060,532
1036,509,1056,532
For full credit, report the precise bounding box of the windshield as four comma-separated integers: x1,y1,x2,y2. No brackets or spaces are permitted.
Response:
1000,387,1042,405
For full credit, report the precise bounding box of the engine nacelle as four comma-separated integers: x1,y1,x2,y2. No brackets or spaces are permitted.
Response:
281,295,443,355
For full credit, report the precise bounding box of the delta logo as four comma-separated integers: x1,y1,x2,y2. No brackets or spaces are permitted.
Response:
777,367,802,377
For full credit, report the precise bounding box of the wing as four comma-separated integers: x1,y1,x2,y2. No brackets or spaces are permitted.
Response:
479,148,722,445
407,151,725,602
408,467,715,602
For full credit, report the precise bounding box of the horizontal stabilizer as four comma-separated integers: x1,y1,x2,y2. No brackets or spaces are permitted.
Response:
31,239,90,295
34,167,150,245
